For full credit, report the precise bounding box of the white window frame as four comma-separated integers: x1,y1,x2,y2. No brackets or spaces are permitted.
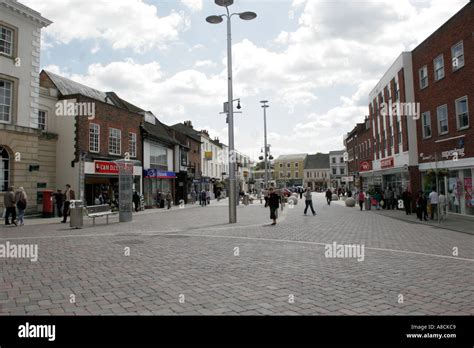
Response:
38,110,46,131
0,79,12,123
437,105,449,135
455,96,469,130
0,26,13,57
129,132,137,158
433,54,445,81
108,128,121,155
419,65,428,89
89,123,100,153
451,41,464,71
421,111,432,139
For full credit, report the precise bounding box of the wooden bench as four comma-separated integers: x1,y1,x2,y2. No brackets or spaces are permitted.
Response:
85,205,117,226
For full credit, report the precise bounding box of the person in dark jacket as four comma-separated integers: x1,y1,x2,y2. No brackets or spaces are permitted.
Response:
402,188,412,215
3,186,17,226
133,191,140,212
325,189,332,205
268,187,280,225
415,191,428,221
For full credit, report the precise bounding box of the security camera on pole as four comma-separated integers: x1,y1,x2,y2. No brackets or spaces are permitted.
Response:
206,0,257,224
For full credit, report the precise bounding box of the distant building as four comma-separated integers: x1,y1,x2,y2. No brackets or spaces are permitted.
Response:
274,154,307,187
303,153,330,190
329,150,347,188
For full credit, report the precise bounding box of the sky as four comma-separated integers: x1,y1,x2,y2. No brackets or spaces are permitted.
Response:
23,0,470,160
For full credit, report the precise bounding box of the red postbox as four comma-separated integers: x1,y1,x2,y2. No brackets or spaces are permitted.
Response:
42,190,54,218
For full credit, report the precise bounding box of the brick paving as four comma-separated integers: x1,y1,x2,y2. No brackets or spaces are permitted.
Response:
0,193,473,315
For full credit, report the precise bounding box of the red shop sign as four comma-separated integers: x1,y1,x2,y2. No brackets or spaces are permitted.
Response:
94,161,119,174
380,157,394,169
359,161,372,172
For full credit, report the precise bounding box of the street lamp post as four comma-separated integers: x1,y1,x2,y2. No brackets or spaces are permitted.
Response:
260,100,269,190
206,0,257,224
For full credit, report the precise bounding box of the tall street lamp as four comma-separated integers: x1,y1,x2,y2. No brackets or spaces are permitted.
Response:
260,100,269,190
206,0,257,224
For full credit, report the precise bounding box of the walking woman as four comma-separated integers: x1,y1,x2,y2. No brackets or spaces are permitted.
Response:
15,187,27,226
268,187,280,226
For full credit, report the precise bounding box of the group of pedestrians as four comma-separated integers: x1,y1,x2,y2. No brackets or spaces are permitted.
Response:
267,187,316,226
3,186,28,226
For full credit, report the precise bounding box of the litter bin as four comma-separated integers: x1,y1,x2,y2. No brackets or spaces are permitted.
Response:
243,194,249,206
69,200,84,229
365,198,371,211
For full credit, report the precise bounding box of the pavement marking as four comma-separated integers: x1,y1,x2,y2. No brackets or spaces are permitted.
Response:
157,233,474,263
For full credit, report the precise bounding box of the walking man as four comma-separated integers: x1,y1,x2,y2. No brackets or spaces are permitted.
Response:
165,191,172,210
15,187,27,226
325,188,332,205
61,184,75,223
268,187,280,226
402,188,412,215
3,186,17,226
429,186,439,221
358,190,365,211
54,189,63,217
303,187,316,216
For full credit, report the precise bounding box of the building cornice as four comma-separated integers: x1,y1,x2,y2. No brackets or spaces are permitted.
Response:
1,0,52,27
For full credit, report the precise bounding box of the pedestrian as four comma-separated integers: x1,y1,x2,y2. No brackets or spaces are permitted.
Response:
268,187,280,226
358,190,365,211
415,191,428,221
374,190,382,210
61,184,75,223
299,187,303,200
165,191,172,210
325,188,332,205
190,190,196,204
201,190,207,207
3,186,17,226
439,191,447,220
15,187,27,226
133,191,140,212
206,190,211,205
402,188,412,215
263,188,269,207
303,187,316,216
429,186,439,221
54,189,63,217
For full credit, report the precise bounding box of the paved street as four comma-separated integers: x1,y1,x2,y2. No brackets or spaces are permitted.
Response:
1,193,473,316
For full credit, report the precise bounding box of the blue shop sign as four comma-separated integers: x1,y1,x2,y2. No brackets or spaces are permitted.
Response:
144,169,177,179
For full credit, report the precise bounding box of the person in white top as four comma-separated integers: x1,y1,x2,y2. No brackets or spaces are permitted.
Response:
429,187,439,220
438,191,447,220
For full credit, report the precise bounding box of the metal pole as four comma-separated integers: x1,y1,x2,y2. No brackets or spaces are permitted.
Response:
226,11,237,224
263,105,268,189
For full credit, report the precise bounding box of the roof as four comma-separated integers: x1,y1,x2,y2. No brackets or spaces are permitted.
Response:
171,123,202,143
304,154,330,170
142,120,178,146
1,0,52,27
43,70,110,103
275,154,307,162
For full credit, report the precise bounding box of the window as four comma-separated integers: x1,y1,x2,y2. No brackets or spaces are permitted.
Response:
280,172,283,178
340,157,344,163
89,123,100,153
437,105,449,135
129,132,137,158
0,146,10,192
455,96,469,130
433,55,444,81
108,128,121,155
295,171,299,178
419,65,428,89
340,168,345,175
394,80,399,101
332,157,336,164
181,150,187,167
150,144,168,169
398,121,402,145
287,163,291,168
421,112,432,138
295,162,298,167
388,126,393,147
0,26,13,56
279,163,283,168
38,110,46,130
0,79,12,123
451,41,464,71
332,168,337,175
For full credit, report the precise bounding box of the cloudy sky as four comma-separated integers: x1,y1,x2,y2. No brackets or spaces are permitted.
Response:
24,0,469,160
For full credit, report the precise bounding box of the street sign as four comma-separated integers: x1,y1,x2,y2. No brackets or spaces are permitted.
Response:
342,176,354,182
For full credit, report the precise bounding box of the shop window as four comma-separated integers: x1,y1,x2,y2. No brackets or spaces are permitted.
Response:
0,146,10,192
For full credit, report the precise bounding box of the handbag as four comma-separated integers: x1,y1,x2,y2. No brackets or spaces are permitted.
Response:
17,199,27,210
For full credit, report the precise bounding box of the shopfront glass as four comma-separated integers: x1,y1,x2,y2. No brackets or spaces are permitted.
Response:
383,172,410,198
446,168,474,216
144,178,171,207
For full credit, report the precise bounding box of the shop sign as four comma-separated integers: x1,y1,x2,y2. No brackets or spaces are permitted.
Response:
204,151,213,160
380,157,394,169
144,169,177,179
359,161,372,172
95,161,118,174
442,148,465,160
341,176,354,182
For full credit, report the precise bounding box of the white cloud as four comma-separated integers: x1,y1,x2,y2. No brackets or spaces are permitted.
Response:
194,60,218,69
180,0,203,12
23,0,189,53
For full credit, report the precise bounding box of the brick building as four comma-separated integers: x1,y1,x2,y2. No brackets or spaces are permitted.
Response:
39,70,143,206
413,1,474,217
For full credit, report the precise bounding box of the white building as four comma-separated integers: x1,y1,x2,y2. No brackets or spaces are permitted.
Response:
329,150,347,189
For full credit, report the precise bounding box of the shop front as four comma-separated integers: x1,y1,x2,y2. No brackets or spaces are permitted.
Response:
360,158,413,197
143,169,176,208
85,160,142,207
